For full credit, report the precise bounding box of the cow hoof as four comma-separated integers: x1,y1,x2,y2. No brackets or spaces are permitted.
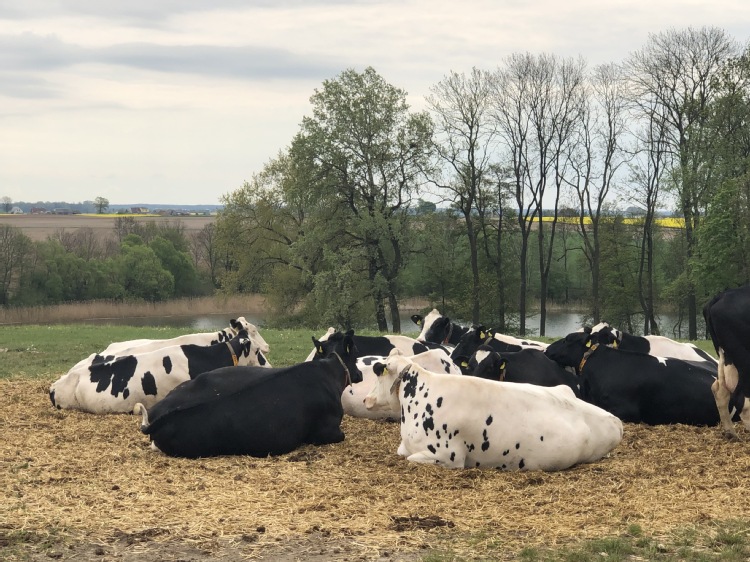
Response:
722,429,741,441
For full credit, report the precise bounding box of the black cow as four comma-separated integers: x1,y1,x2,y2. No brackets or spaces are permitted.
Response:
135,331,363,458
306,327,431,360
449,325,547,364
463,345,581,397
703,286,750,438
545,330,742,426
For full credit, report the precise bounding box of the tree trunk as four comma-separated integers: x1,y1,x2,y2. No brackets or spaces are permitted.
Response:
387,291,401,333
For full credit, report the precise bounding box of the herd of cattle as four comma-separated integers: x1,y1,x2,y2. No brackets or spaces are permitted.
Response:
46,284,750,471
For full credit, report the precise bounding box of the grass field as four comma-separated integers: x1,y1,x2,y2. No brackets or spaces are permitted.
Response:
2,325,749,562
0,213,214,241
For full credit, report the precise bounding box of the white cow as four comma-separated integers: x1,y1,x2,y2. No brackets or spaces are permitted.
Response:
49,330,268,414
346,350,462,420
365,350,623,471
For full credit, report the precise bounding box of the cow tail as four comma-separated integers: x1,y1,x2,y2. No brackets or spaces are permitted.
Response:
133,403,150,433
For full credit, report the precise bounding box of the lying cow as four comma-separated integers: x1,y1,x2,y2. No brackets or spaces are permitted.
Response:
72,317,270,372
462,345,581,397
364,351,622,470
305,327,432,361
134,330,363,458
412,309,468,346
545,330,742,426
348,350,462,420
450,325,547,365
50,329,264,414
591,322,717,368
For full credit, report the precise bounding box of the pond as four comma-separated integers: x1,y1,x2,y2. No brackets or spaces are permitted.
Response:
73,309,696,339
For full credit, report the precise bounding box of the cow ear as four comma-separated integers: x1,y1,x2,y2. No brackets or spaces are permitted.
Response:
584,326,592,334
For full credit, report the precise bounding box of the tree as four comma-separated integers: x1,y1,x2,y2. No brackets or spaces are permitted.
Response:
94,196,109,214
426,67,499,325
1,196,11,213
293,66,433,331
149,236,199,297
115,238,174,301
0,225,31,304
627,26,739,339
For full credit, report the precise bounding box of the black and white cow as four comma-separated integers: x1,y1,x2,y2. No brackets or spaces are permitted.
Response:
544,330,742,426
305,327,432,361
49,330,264,414
364,351,622,470
463,345,581,397
412,309,468,346
590,322,717,369
703,286,750,438
352,350,462,420
134,330,363,458
72,317,269,372
449,325,547,365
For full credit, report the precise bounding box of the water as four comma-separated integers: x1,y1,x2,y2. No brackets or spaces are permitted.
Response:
76,310,687,339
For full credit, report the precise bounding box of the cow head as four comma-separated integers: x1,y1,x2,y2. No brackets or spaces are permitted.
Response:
416,309,442,342
450,325,494,364
423,316,454,345
467,345,506,381
311,329,363,385
364,349,409,412
545,328,594,371
224,329,258,366
590,324,621,349
230,317,270,354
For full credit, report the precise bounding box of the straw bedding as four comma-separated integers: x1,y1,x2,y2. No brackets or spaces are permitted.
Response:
3,378,750,560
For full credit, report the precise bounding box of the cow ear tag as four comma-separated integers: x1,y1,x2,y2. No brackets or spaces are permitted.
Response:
501,361,506,369
461,361,468,368
416,319,422,325
612,341,618,349
586,340,592,348
318,346,324,354
479,331,486,339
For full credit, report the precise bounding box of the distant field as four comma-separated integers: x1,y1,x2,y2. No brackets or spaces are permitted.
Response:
0,213,215,241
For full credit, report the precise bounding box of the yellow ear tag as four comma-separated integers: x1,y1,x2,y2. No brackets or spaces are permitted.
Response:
586,341,592,348
318,346,324,353
612,341,618,349
417,320,422,325
383,367,389,375
461,361,468,368
500,361,506,369
480,331,486,339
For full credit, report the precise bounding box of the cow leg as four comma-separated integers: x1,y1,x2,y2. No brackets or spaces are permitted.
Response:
406,449,465,469
713,350,740,440
307,418,345,446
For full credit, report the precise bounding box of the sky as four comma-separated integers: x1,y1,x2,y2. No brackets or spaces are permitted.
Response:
0,1,748,206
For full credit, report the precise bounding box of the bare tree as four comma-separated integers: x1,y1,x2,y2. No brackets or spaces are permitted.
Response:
567,63,630,325
1,196,12,213
493,53,586,335
191,223,221,286
0,225,31,304
627,26,739,339
426,67,499,325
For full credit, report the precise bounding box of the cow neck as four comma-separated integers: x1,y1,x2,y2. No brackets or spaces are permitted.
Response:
225,341,239,366
578,343,599,374
483,334,494,345
330,352,351,387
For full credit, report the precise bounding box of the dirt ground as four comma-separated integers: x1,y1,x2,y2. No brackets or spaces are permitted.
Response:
0,214,214,242
3,378,750,562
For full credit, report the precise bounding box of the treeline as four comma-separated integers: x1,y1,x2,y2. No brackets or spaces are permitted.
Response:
0,217,219,305
215,26,750,338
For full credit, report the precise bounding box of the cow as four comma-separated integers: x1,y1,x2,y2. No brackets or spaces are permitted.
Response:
544,330,743,426
49,329,264,414
305,327,432,361
449,325,547,365
462,345,581,397
134,330,363,458
411,309,468,346
71,317,269,372
703,286,750,439
350,350,462,420
364,350,623,470
591,322,717,368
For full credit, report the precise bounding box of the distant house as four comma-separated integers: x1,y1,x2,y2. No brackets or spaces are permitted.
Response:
10,206,23,214
130,207,149,214
30,207,48,214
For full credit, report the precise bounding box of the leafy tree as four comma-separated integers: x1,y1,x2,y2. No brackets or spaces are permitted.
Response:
1,196,12,213
292,66,433,331
94,196,109,214
115,238,174,301
149,236,199,297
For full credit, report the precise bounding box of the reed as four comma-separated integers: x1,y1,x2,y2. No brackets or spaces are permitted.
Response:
0,295,267,326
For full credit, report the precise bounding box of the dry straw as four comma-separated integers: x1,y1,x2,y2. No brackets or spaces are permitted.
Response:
3,378,750,559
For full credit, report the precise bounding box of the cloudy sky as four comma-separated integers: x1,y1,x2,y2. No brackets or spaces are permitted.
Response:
0,1,748,206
